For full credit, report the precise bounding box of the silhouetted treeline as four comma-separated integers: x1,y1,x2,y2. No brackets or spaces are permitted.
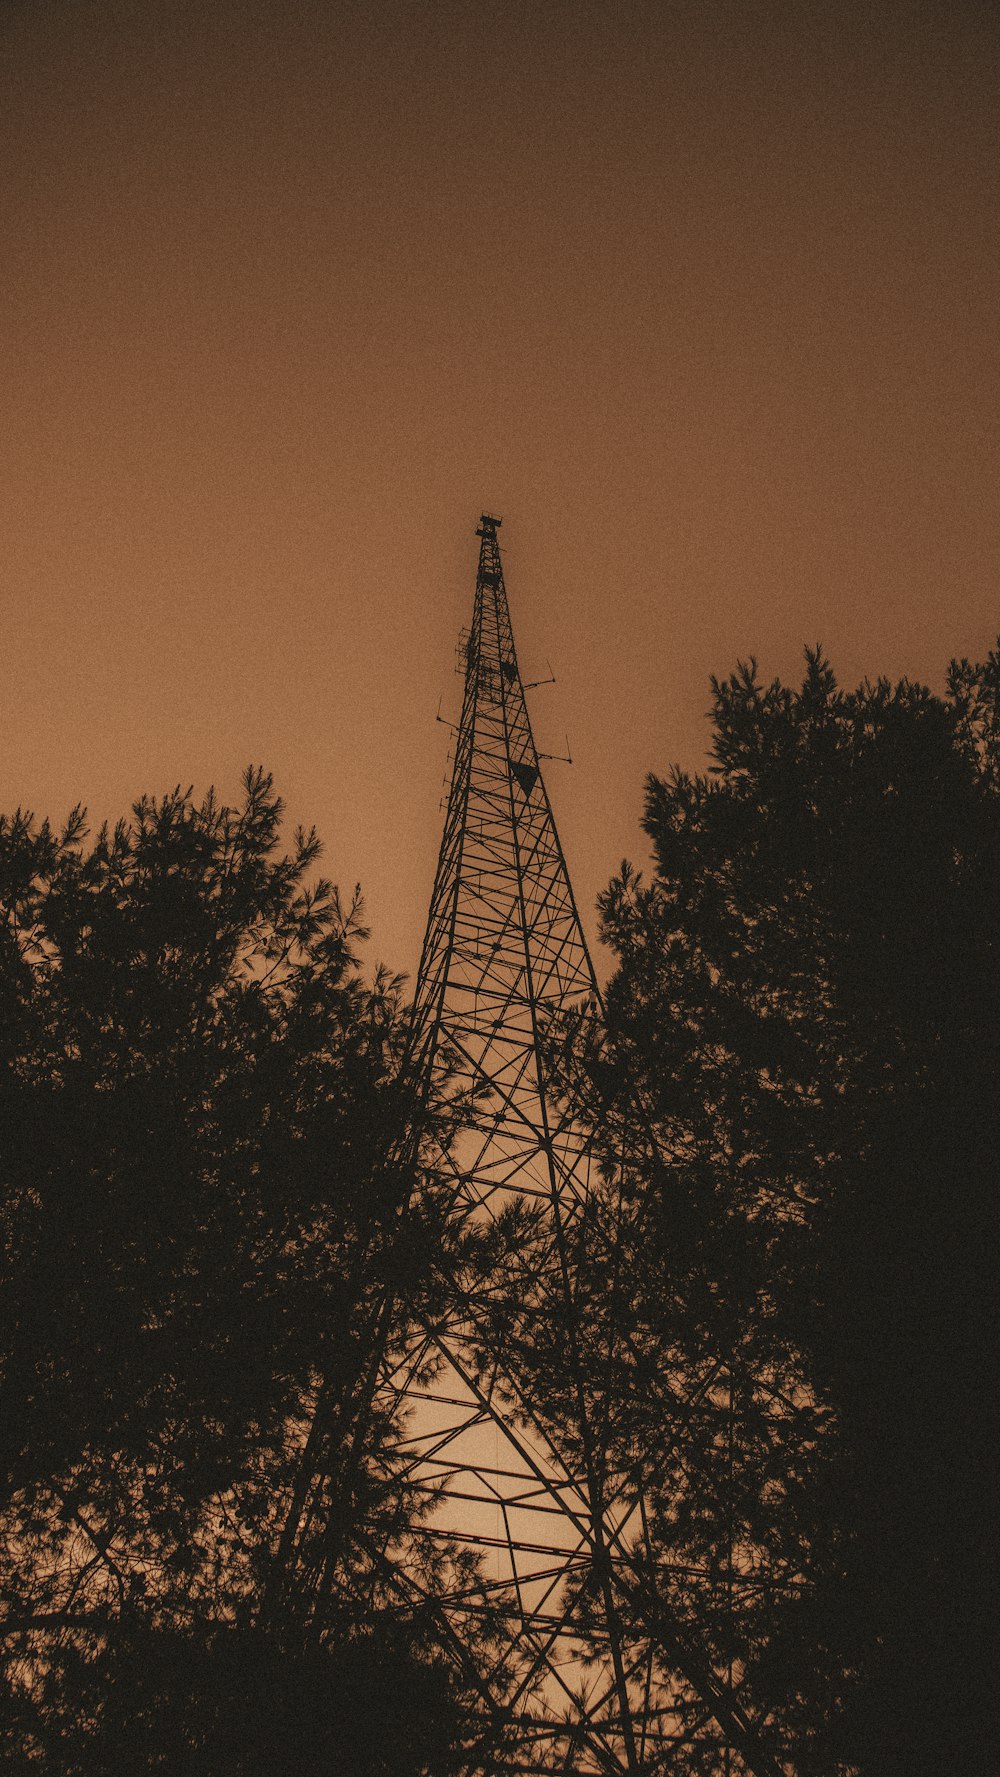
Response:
557,646,998,1776
0,769,472,1773
2,647,997,1776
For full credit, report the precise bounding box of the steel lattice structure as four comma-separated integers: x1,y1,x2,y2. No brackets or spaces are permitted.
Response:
393,515,644,1771
273,515,794,1775
367,516,786,1775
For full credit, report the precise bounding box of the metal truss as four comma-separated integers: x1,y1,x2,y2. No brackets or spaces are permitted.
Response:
356,516,789,1775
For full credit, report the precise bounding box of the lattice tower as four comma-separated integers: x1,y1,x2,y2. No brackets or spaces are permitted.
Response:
268,516,792,1776
370,517,786,1775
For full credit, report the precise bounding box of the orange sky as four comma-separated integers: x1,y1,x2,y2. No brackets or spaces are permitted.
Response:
2,0,997,978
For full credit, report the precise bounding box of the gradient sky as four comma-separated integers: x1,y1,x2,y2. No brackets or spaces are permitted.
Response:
3,0,997,978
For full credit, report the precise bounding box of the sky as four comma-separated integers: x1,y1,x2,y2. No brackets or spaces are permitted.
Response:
2,0,997,980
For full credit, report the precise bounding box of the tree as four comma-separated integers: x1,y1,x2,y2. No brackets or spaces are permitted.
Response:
574,648,999,1774
0,769,474,1774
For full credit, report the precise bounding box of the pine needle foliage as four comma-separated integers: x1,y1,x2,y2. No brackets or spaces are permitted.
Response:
0,768,471,1775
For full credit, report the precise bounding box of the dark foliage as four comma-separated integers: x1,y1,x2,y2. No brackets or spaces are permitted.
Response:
584,647,999,1774
3,1622,467,1776
0,769,468,1773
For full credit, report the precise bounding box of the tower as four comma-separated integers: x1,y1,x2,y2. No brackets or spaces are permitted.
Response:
371,518,783,1774
389,513,639,1770
270,516,789,1774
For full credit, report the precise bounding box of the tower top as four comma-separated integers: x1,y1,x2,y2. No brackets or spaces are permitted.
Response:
476,512,502,537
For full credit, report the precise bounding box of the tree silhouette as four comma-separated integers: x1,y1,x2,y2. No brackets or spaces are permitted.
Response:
0,769,472,1774
5,652,996,1775
569,648,999,1775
